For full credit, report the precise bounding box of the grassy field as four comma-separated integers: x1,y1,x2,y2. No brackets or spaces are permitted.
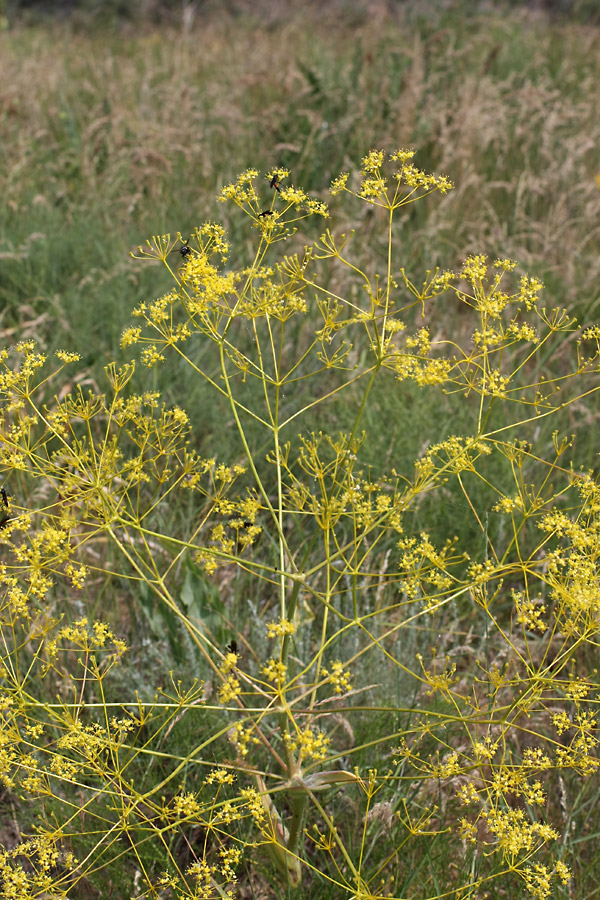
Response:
1,2,600,898
1,1,599,460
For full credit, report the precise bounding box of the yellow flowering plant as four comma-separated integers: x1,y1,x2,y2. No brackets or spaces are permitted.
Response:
1,150,599,898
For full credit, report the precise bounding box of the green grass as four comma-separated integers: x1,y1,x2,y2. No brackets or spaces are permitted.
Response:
2,4,599,463
1,3,600,898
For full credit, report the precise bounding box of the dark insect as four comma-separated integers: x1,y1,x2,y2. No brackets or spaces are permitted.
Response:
226,640,238,655
169,241,192,261
0,489,12,530
269,175,281,193
259,210,274,218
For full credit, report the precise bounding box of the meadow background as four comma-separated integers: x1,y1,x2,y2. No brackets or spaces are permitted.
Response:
1,0,600,897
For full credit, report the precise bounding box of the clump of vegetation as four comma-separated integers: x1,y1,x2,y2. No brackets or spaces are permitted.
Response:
1,2,600,386
1,149,599,898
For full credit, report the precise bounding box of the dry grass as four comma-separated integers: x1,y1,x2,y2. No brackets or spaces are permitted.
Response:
1,2,598,575
1,1,599,596
0,6,598,308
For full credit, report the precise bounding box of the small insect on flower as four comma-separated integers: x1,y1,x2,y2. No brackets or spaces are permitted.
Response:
226,640,238,655
270,175,281,193
1,488,8,508
259,210,274,217
169,241,192,261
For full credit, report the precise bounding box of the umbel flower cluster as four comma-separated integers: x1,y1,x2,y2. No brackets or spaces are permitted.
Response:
1,150,599,899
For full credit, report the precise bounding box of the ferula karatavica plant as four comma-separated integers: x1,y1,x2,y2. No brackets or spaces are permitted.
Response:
1,149,600,899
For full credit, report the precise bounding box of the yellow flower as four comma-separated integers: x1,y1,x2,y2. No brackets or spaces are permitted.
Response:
204,767,235,785
173,791,202,820
266,618,295,638
433,752,461,778
261,658,287,688
321,659,352,695
284,725,330,762
120,326,141,348
65,563,88,589
565,679,590,701
218,675,241,704
361,150,384,172
330,172,349,195
390,148,416,164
